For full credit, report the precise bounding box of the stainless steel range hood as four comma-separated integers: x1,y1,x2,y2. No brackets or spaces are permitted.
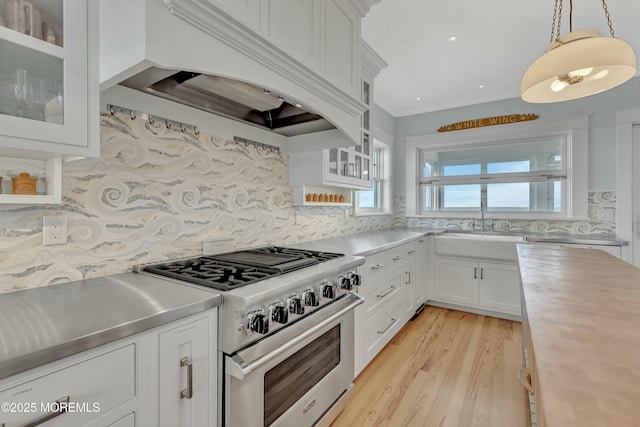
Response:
120,67,336,137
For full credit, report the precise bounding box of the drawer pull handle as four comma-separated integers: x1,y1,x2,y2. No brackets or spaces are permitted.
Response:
406,271,411,284
418,239,426,243
180,356,194,399
407,250,415,254
377,318,397,335
377,286,396,299
22,396,70,427
392,256,402,261
371,264,384,270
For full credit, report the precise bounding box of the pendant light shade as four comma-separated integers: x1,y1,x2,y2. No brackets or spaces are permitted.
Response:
521,1,637,103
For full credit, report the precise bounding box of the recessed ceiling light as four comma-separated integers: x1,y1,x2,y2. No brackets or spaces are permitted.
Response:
448,35,459,42
478,84,485,89
295,103,302,108
416,97,421,101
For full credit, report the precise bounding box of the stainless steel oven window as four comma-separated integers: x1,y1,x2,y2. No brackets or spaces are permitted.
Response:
263,325,341,426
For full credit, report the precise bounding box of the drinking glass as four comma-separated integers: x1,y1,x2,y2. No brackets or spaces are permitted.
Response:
14,68,30,116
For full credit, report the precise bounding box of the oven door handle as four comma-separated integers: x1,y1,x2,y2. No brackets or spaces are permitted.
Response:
226,294,364,380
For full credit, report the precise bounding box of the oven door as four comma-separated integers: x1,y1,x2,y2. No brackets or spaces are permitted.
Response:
224,293,363,427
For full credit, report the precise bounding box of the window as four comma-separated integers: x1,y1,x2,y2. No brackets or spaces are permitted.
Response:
355,140,391,215
420,137,565,214
404,115,589,219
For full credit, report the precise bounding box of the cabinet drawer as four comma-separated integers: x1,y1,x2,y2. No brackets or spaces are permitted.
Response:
108,412,136,427
386,242,416,270
362,295,404,365
0,344,135,426
360,252,387,281
360,274,402,316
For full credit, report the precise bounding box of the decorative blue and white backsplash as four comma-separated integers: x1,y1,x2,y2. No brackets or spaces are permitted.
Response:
396,192,616,235
0,111,617,292
0,112,395,292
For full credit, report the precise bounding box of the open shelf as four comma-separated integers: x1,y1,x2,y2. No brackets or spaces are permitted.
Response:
293,186,352,207
0,156,62,204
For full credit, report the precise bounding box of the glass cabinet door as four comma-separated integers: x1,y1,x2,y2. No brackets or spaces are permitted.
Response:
0,0,92,151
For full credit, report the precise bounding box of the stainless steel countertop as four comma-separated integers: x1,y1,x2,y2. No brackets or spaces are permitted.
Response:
290,227,627,257
0,273,221,380
290,228,442,256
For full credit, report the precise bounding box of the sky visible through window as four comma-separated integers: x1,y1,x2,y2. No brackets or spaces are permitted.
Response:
433,160,558,211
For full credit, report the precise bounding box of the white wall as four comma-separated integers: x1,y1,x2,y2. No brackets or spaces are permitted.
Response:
392,75,640,196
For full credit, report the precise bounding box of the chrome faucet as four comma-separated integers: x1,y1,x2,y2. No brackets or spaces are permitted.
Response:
480,201,486,231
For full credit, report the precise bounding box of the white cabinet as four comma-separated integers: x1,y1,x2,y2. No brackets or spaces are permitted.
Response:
414,237,430,306
0,0,99,158
434,257,521,318
288,39,384,192
0,344,135,427
289,141,372,190
354,239,424,376
0,308,217,427
477,261,521,315
159,316,213,427
434,257,478,306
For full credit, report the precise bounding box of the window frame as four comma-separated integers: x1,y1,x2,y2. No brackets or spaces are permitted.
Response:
405,115,589,220
420,135,567,213
354,138,392,216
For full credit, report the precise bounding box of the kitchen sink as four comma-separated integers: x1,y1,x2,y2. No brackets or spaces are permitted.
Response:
439,232,525,242
435,232,523,261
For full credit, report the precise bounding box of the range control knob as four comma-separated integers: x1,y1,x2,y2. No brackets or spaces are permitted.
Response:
287,294,305,315
321,281,337,299
302,288,320,307
349,271,361,287
269,302,288,324
339,274,352,291
246,309,269,335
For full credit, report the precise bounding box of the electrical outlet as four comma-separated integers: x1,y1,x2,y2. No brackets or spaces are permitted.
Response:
597,209,614,221
43,216,67,246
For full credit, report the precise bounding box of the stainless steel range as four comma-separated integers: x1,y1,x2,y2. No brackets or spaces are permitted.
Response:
136,246,364,427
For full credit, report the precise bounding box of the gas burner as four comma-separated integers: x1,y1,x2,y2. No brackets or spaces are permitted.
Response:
140,247,345,291
143,257,281,291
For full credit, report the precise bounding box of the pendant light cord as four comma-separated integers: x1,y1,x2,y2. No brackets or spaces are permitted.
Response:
569,0,573,32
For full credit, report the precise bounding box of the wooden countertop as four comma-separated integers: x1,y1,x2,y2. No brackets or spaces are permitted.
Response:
517,244,640,427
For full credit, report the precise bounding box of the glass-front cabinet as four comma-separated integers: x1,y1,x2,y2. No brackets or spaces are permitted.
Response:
324,77,372,189
0,0,98,158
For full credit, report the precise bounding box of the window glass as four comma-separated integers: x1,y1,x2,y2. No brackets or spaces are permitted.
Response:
419,135,566,214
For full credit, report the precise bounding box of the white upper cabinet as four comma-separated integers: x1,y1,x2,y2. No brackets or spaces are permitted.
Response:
324,0,359,95
0,0,99,158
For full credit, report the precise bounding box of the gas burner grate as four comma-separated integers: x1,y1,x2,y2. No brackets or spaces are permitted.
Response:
144,257,281,291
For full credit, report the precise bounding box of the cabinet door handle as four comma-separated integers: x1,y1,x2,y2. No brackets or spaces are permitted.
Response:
392,255,402,261
371,264,384,270
377,318,397,335
474,267,478,279
418,239,426,243
480,268,484,280
406,271,411,284
22,396,70,427
407,250,415,254
180,356,193,399
377,286,396,299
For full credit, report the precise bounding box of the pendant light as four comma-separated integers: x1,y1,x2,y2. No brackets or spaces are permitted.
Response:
521,0,636,103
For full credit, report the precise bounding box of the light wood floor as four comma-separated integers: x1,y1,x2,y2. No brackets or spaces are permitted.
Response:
332,306,530,427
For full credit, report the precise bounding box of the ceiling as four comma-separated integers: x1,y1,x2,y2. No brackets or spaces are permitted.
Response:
361,0,640,117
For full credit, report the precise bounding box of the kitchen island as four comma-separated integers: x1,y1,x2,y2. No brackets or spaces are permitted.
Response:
517,244,640,427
